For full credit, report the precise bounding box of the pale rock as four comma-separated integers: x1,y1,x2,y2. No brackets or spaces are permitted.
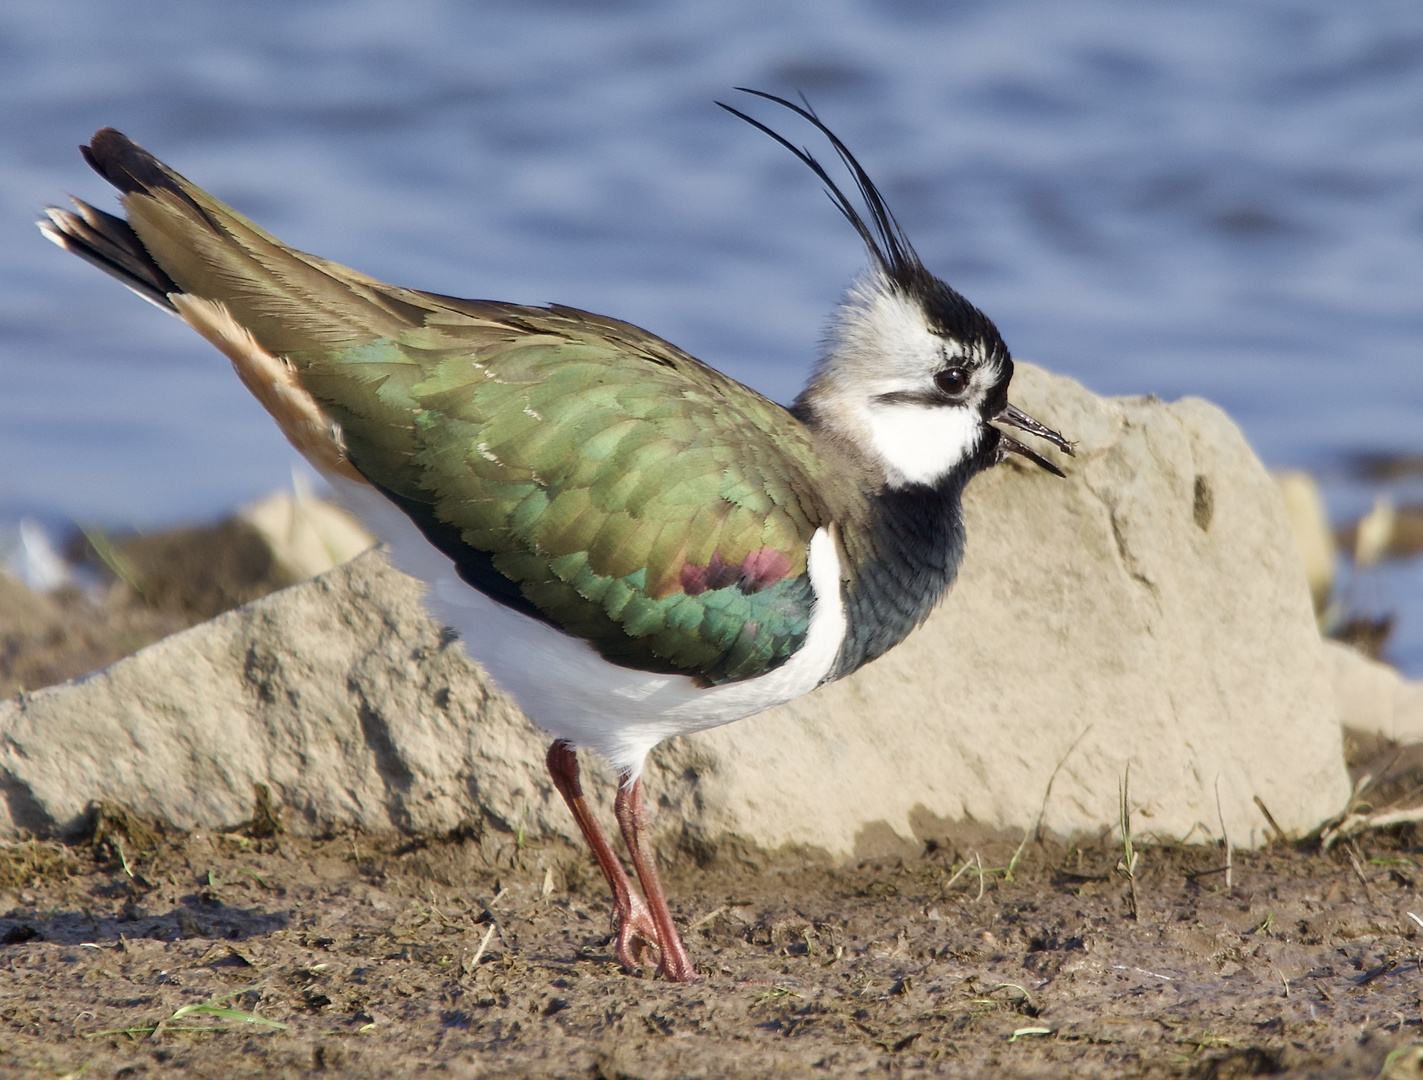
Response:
0,365,1353,852
239,483,375,581
1353,496,1398,570
0,552,582,841
1322,638,1423,744
1273,470,1336,611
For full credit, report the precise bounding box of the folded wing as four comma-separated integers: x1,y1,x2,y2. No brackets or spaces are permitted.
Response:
46,129,831,685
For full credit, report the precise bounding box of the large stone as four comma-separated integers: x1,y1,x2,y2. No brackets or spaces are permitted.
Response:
0,551,570,841
0,365,1351,852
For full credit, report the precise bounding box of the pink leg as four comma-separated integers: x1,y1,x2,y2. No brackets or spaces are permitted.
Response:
614,776,699,983
545,741,659,973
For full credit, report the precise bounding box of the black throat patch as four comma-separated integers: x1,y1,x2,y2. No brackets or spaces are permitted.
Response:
830,434,999,680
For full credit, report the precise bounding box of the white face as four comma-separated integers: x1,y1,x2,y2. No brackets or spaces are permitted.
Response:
860,401,982,487
812,272,1005,489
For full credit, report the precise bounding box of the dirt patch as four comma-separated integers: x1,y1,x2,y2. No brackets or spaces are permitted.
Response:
0,518,295,700
5,806,1423,1079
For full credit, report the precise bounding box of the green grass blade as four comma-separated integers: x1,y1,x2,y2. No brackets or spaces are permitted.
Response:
168,1003,288,1029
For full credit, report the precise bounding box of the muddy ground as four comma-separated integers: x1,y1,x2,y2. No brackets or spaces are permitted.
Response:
6,807,1423,1079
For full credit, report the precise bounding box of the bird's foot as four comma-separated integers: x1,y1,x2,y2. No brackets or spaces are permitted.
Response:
616,929,699,982
613,892,698,981
614,891,662,974
611,893,700,984
653,940,699,983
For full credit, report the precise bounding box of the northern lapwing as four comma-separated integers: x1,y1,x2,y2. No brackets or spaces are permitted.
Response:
40,92,1071,983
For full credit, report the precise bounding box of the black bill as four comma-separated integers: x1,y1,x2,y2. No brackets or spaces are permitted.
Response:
993,402,1073,477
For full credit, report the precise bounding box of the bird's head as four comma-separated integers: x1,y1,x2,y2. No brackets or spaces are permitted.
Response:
722,90,1072,490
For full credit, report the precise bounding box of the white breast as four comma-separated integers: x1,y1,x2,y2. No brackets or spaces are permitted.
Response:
329,477,847,777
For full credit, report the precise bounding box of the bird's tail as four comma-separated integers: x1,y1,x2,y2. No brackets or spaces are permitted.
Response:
38,128,396,481
40,192,179,313
42,128,422,354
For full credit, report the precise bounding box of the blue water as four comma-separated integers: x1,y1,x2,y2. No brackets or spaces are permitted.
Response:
3,1,1423,668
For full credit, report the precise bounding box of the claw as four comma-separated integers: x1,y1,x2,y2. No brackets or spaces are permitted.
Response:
614,891,663,974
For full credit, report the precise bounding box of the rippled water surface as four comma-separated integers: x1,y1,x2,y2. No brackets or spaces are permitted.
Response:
3,1,1422,667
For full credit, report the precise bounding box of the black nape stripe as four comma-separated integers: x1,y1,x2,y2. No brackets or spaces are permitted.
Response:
874,389,947,408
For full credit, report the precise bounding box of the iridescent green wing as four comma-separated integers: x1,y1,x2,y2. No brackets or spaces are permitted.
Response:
295,301,826,684
82,128,829,683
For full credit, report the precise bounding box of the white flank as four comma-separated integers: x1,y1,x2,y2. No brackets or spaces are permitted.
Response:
330,477,847,778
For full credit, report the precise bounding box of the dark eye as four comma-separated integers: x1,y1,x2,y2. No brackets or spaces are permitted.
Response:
934,367,970,397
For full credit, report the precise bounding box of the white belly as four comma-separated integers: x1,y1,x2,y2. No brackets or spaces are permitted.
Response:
329,477,846,777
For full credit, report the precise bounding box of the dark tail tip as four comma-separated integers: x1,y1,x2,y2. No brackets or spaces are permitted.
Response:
81,127,183,199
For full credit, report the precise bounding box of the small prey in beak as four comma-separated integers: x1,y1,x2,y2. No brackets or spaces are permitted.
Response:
994,402,1074,477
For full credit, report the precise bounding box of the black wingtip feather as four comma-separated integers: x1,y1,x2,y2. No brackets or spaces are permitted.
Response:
80,127,225,243
82,128,183,199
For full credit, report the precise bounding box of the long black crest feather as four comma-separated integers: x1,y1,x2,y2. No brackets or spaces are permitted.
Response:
717,89,926,289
